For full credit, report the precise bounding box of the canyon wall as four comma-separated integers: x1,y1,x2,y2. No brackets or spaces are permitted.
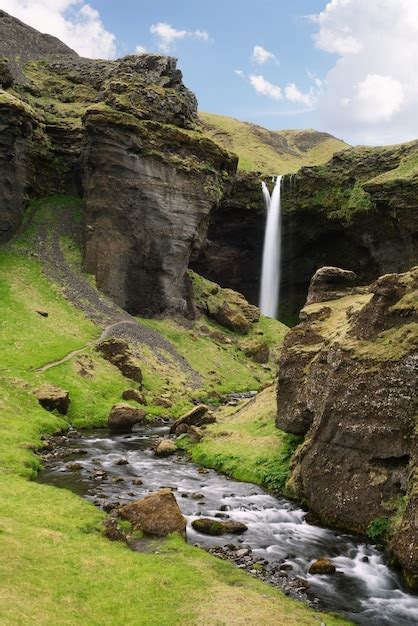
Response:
194,144,418,320
276,265,418,587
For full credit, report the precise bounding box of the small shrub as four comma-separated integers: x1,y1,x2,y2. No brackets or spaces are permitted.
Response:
366,516,391,541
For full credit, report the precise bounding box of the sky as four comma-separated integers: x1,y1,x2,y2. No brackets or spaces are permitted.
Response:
1,0,418,146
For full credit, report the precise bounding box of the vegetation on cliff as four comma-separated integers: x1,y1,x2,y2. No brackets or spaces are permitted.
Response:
199,112,349,174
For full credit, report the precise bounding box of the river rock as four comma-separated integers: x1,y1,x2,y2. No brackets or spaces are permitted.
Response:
35,384,70,415
308,558,336,575
187,426,204,443
122,389,146,405
169,404,214,434
192,518,248,536
108,403,147,432
154,439,176,457
118,488,186,538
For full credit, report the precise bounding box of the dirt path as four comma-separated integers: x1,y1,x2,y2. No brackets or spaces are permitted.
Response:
24,202,202,387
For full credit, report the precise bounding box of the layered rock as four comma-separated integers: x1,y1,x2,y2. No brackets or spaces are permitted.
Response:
0,94,34,241
276,266,418,586
82,110,235,315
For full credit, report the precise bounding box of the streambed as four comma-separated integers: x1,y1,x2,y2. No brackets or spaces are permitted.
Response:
38,424,418,626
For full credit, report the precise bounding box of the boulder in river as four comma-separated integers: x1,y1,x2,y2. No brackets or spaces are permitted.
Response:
169,404,215,434
308,558,336,575
154,439,176,457
119,488,186,538
35,384,70,415
108,403,147,432
192,518,248,536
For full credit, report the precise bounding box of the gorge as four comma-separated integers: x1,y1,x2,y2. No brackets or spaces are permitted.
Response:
0,7,417,626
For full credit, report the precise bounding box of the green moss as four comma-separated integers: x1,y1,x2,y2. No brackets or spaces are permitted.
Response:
366,517,391,541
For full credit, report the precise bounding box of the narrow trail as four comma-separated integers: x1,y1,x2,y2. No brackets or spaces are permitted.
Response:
23,202,202,387
34,344,95,373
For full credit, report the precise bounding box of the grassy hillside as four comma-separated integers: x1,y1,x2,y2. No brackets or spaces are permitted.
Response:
199,112,349,174
0,195,350,625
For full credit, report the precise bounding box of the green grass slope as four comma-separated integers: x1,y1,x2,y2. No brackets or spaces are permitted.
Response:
0,197,350,625
199,112,349,174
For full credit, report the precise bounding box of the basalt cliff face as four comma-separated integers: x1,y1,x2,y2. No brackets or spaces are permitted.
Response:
276,266,418,587
0,10,235,315
194,143,418,320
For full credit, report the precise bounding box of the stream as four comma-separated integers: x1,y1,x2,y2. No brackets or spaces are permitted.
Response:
38,424,418,626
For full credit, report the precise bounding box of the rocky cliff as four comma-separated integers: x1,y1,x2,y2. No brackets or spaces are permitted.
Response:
0,10,235,315
194,142,418,320
276,265,417,587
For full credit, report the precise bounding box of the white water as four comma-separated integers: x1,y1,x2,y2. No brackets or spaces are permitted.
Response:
259,176,282,318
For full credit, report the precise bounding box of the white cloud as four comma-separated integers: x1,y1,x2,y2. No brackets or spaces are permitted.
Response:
355,74,404,122
249,74,282,100
0,0,116,58
285,82,317,107
135,45,147,55
150,22,208,53
251,45,278,65
233,69,245,77
312,0,418,144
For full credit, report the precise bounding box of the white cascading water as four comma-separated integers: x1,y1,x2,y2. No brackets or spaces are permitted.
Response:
259,176,282,318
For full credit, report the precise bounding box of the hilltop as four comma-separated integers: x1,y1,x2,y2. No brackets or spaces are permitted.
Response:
199,111,349,174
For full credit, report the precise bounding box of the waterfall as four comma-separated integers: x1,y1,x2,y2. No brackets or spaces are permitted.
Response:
259,176,282,318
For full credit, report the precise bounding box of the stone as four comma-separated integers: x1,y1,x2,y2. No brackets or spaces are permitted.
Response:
103,518,127,542
239,338,270,364
191,518,248,536
118,488,186,538
36,309,49,317
122,389,146,405
169,404,214,434
187,426,203,443
306,266,358,305
154,397,172,408
308,558,336,575
154,439,176,457
96,339,142,384
175,423,189,437
108,403,147,432
35,384,70,415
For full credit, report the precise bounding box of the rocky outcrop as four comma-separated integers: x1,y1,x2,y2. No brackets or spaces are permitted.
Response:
190,271,260,333
276,266,417,586
0,95,34,241
35,384,70,415
0,11,237,316
82,110,236,315
96,338,142,383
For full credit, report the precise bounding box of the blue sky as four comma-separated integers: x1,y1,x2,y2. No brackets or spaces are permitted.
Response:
2,1,418,145
97,0,333,132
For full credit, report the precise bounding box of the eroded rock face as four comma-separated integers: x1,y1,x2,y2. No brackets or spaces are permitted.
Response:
83,110,236,316
0,99,33,241
276,266,418,585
